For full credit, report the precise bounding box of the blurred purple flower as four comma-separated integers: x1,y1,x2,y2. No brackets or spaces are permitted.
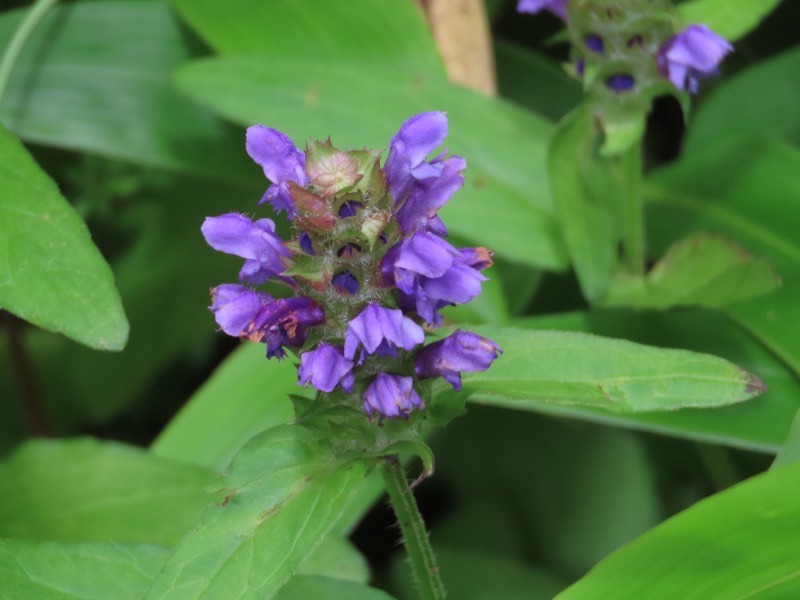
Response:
344,303,425,362
362,373,424,420
246,125,308,215
201,213,290,285
415,330,502,391
517,0,568,19
298,343,354,393
657,24,733,93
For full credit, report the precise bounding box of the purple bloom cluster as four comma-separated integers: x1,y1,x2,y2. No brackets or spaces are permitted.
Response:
203,113,502,421
517,2,732,94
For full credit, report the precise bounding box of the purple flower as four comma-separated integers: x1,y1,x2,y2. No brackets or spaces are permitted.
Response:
362,373,424,420
384,112,466,234
656,24,733,94
344,304,425,362
382,232,491,325
415,330,502,391
246,125,309,215
298,343,354,393
246,296,326,359
209,284,273,337
517,0,568,20
606,74,636,92
201,213,290,285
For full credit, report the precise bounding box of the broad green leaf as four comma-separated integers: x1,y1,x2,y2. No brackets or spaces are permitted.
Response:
298,538,370,583
686,47,800,152
392,546,564,600
0,538,170,600
677,0,782,41
445,326,763,413
0,125,128,350
275,575,395,600
174,56,567,270
513,310,800,453
168,0,443,76
495,40,582,122
0,1,251,180
556,461,800,599
646,138,800,376
547,105,616,299
602,232,780,308
145,425,365,600
0,438,215,546
772,407,800,468
152,342,299,471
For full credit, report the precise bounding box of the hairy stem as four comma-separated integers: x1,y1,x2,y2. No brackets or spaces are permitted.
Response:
381,455,446,599
0,0,59,103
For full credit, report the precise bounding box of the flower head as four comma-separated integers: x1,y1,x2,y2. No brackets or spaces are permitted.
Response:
657,24,733,94
517,0,568,20
362,374,424,421
415,330,503,391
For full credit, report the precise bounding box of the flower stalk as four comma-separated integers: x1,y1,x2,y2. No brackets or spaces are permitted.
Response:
380,455,447,600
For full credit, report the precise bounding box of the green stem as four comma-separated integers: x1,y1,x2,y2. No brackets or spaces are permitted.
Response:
0,0,59,104
380,455,446,600
620,142,645,276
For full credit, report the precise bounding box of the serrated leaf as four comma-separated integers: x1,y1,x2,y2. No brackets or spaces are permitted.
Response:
442,326,763,413
173,55,566,270
677,0,782,41
145,425,365,600
602,232,780,308
0,438,215,546
0,538,170,600
556,461,800,599
0,125,128,350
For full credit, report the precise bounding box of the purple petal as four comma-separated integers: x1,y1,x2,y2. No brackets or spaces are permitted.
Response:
657,24,732,93
247,297,325,359
298,343,354,393
517,0,568,19
415,330,502,391
344,304,425,361
209,284,272,337
393,232,456,280
395,155,466,234
246,125,308,214
362,373,424,420
384,112,448,203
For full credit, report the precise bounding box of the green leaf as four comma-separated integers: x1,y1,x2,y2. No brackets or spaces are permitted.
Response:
512,310,800,453
274,575,395,600
0,1,251,180
152,342,300,472
0,538,170,600
145,425,365,600
443,325,763,413
646,138,800,376
773,407,800,468
686,47,800,152
0,438,215,546
168,0,443,76
547,105,616,299
0,125,128,350
298,537,370,583
602,232,780,308
556,461,800,599
677,0,782,41
174,55,566,270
